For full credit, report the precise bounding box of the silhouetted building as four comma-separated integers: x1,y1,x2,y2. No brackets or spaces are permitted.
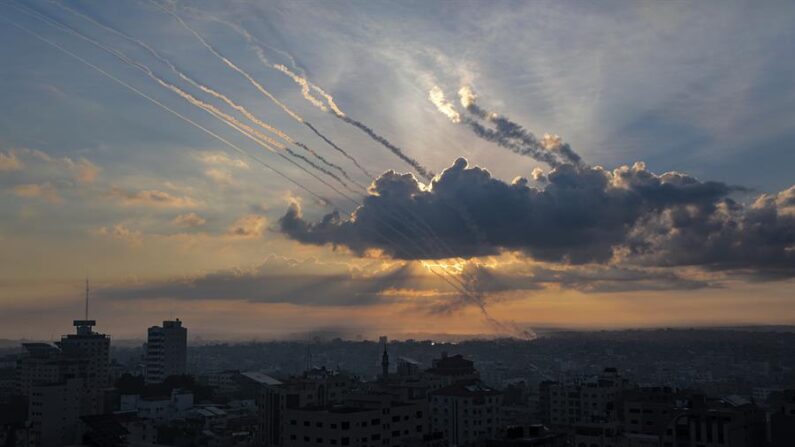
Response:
478,425,566,446
542,368,629,427
431,381,503,446
145,319,187,384
284,392,428,447
57,318,111,415
770,389,795,447
661,394,766,447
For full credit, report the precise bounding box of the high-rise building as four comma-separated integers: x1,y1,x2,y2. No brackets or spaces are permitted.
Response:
22,282,112,446
144,319,188,384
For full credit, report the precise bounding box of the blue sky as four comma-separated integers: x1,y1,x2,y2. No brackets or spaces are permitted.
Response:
0,1,793,339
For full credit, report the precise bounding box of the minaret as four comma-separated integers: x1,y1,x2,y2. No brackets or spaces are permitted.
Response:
380,337,389,383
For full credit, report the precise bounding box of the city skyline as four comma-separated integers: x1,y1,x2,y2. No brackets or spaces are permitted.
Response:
1,0,794,340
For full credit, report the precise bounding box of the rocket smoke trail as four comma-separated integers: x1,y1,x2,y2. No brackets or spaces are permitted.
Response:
49,0,511,334
429,85,582,168
339,115,434,181
294,142,367,190
56,2,361,198
53,0,363,193
0,12,332,207
458,86,582,166
179,6,504,322
176,5,524,336
151,1,375,183
7,4,507,334
304,122,373,178
38,2,453,273
273,63,345,117
272,63,435,181
176,5,431,183
13,2,363,209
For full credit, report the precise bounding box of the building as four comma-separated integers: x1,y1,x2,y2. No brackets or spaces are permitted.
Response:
283,392,428,447
28,378,83,447
769,389,795,447
56,318,111,415
144,319,187,384
241,367,361,446
660,395,766,447
119,388,195,421
431,381,503,446
426,353,479,387
241,371,285,446
19,284,113,446
541,368,629,427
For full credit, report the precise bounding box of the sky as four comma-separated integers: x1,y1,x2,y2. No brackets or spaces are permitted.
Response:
0,0,793,341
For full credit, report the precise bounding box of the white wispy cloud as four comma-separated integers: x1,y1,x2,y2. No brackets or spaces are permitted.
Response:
108,187,200,208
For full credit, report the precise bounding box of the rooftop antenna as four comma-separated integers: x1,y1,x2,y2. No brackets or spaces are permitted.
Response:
85,278,89,320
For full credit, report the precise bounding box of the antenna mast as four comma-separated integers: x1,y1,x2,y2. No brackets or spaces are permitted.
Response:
85,278,89,320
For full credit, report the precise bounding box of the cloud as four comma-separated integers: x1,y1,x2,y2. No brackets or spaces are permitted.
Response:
0,151,23,171
98,256,426,307
279,157,794,278
95,223,143,245
506,264,711,293
65,157,101,184
197,151,249,169
204,167,236,186
172,212,207,227
226,214,267,239
109,187,199,208
12,183,62,204
626,185,795,278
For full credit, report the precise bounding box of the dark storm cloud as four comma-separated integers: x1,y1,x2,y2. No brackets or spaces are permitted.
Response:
279,158,794,278
627,185,795,278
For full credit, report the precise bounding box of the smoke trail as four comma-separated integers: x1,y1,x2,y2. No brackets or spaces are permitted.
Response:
182,7,515,334
284,147,350,189
151,1,304,122
273,63,345,117
166,4,376,182
304,122,373,178
16,2,365,209
177,5,347,118
0,11,333,207
270,61,434,181
429,85,582,168
294,142,367,190
339,115,434,181
152,2,377,182
52,0,294,146
458,86,583,166
429,86,461,123
52,0,367,198
272,63,327,111
9,4,504,334
40,1,452,283
50,1,505,330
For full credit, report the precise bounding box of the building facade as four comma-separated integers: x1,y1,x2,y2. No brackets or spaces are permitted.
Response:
144,319,188,384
